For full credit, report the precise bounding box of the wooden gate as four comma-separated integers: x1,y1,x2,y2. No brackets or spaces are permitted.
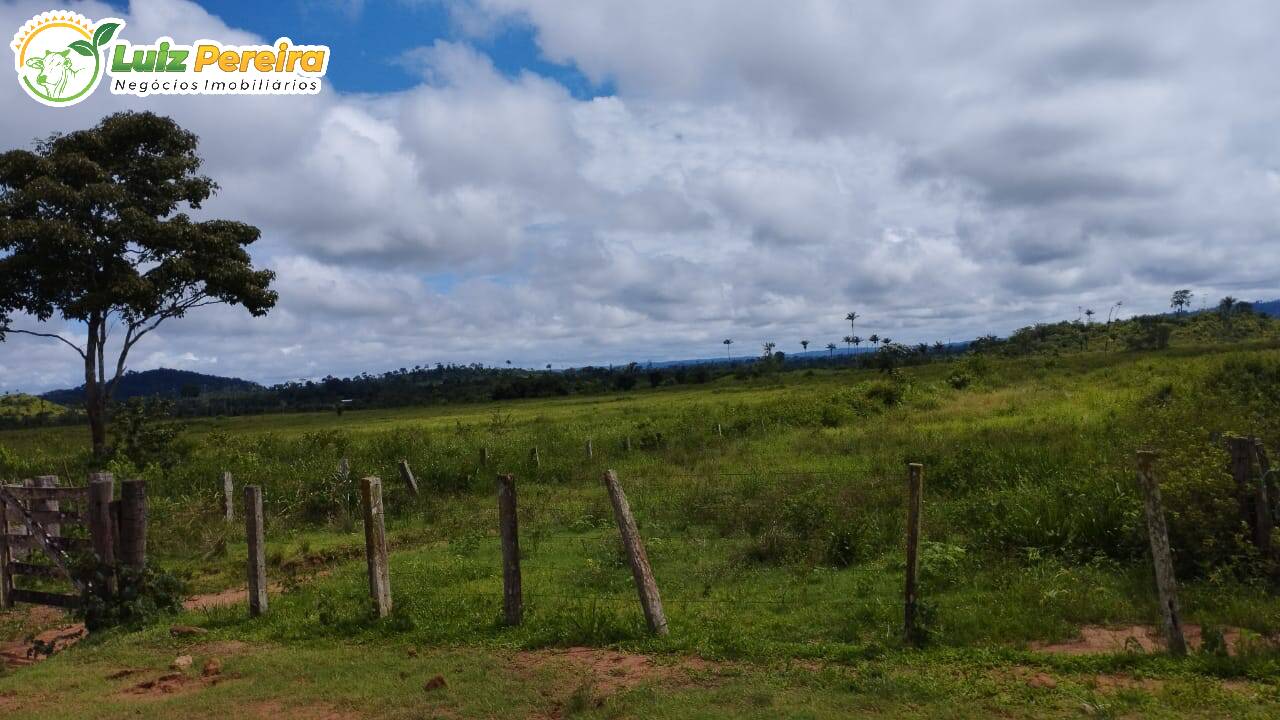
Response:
0,476,93,610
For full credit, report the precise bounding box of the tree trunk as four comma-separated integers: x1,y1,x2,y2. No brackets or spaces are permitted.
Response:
84,315,108,459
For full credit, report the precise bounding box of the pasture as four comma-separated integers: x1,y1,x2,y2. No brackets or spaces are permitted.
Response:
2,342,1279,718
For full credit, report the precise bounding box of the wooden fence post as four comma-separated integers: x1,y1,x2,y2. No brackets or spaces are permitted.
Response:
480,447,489,467
586,439,593,460
623,436,632,452
361,477,392,618
530,447,541,469
244,485,268,617
1136,451,1187,656
1227,436,1258,544
602,470,668,636
1257,439,1277,532
496,474,522,626
0,491,11,609
904,463,923,644
398,460,420,497
716,423,723,438
87,472,116,597
222,471,235,522
119,480,147,570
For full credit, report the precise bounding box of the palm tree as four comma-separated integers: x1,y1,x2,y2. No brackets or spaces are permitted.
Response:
843,335,854,350
762,341,776,357
851,335,862,348
881,337,893,346
826,342,837,357
933,341,945,353
723,338,734,361
868,334,880,346
1107,301,1124,323
1084,309,1095,324
801,340,810,352
916,343,929,355
845,311,859,336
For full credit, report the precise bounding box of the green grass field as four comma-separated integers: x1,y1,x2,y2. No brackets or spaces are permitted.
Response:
2,341,1279,718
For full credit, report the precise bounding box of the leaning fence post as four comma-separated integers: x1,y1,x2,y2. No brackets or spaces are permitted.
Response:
119,480,147,570
480,447,489,467
222,471,235,521
623,436,632,452
87,472,116,597
602,470,668,636
586,439,593,460
1136,451,1187,656
244,485,268,617
496,474,523,626
360,477,392,618
530,446,541,469
398,460,420,497
904,463,923,644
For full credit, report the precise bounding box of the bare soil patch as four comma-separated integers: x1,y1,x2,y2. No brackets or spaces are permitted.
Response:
1,584,267,670
1031,624,1257,655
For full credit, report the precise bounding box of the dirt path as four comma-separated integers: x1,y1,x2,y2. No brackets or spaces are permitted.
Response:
0,585,264,669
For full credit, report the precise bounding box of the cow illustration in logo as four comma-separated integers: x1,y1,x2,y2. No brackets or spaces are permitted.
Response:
11,11,123,107
26,47,80,98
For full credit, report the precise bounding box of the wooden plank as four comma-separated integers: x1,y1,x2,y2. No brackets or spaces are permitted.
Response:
27,509,82,525
497,474,522,626
3,535,90,552
120,480,147,570
9,561,65,580
398,460,420,497
1,486,88,502
361,477,392,618
602,470,668,636
10,588,80,609
1136,451,1188,656
245,485,268,617
904,463,924,644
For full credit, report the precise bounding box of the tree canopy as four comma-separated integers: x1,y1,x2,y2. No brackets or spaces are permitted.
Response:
0,111,276,455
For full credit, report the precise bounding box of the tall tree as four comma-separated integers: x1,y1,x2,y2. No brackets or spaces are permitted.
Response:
722,338,733,360
825,342,836,357
0,112,277,457
843,335,854,349
800,339,809,351
868,333,880,346
851,335,862,348
845,311,859,335
1170,289,1192,316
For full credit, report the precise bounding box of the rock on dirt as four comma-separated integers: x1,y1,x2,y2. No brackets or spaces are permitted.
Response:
170,655,194,671
203,657,223,677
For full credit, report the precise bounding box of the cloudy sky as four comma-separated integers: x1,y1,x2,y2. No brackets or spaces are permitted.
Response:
2,0,1278,393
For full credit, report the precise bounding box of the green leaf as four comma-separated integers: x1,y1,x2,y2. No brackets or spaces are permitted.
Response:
68,40,95,57
93,22,120,47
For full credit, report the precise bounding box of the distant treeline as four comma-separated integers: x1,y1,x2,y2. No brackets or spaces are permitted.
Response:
4,306,1275,430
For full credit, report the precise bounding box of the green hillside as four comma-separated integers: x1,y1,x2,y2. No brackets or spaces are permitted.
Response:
0,392,68,420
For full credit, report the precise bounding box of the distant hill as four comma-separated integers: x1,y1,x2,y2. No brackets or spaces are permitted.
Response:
41,368,264,407
0,393,69,420
1252,299,1280,317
